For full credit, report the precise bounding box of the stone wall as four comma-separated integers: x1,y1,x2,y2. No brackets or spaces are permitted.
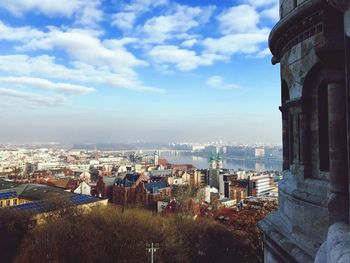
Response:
260,0,350,262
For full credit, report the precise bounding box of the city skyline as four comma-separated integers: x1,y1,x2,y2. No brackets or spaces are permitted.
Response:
0,0,281,144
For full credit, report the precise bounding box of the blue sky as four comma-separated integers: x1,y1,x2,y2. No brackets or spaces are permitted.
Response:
0,0,281,144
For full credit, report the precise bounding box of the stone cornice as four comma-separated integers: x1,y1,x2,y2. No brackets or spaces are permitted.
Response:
280,98,303,111
269,0,323,64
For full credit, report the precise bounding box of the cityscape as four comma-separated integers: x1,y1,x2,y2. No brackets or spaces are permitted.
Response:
1,0,350,263
0,142,280,262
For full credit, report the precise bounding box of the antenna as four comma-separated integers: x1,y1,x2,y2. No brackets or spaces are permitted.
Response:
146,243,159,263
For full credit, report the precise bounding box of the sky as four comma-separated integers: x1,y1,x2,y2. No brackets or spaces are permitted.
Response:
0,0,281,144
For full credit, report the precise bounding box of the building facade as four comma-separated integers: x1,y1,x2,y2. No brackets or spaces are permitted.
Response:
251,175,270,197
259,1,350,262
113,173,171,208
0,191,19,208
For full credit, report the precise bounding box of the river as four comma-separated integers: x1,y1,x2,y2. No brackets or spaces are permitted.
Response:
160,154,282,172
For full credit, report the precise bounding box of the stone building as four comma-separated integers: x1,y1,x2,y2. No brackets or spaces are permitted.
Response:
95,176,117,201
113,173,171,208
259,0,350,262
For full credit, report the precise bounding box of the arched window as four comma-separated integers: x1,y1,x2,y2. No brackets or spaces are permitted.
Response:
302,64,329,179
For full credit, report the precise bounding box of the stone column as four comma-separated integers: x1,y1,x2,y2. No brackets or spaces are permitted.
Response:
289,114,295,167
327,0,350,229
299,112,311,175
328,81,349,224
282,111,290,170
344,5,350,233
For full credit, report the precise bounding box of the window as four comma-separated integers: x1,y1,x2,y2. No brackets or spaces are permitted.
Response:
302,64,330,178
0,201,2,207
6,200,10,206
13,199,18,205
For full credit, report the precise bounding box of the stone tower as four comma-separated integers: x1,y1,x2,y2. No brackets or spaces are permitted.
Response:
259,0,350,262
216,153,223,169
154,151,159,166
209,152,217,169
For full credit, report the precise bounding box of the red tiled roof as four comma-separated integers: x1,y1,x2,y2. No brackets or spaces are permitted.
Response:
158,158,169,166
169,164,196,169
49,178,78,190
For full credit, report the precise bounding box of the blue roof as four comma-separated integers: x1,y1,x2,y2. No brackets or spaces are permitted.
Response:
144,181,168,194
149,170,173,177
12,200,53,213
116,173,141,187
0,191,17,199
11,194,100,213
69,194,99,205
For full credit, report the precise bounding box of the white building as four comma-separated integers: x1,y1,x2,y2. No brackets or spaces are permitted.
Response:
191,145,205,151
255,148,265,158
89,160,99,166
199,186,211,203
37,162,63,170
251,175,270,196
219,198,236,208
68,164,90,173
219,174,225,199
74,181,91,195
237,170,247,180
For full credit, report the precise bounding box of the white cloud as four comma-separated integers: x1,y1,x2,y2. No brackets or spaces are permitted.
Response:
0,21,44,41
181,39,197,48
18,27,146,75
0,1,274,82
111,0,168,31
261,4,279,22
0,87,65,107
255,47,271,58
0,55,163,93
218,5,260,34
140,5,215,44
103,37,138,48
111,12,137,31
0,0,103,27
75,0,103,26
148,45,199,71
206,75,240,90
0,77,95,95
201,4,271,60
148,45,225,71
244,0,278,7
0,18,163,92
203,29,269,55
0,0,82,17
124,0,168,13
206,76,223,87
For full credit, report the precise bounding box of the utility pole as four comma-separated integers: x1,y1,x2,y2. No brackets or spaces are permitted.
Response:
146,243,159,263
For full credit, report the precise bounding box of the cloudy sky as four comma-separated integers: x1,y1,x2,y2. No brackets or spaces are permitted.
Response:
0,0,281,144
